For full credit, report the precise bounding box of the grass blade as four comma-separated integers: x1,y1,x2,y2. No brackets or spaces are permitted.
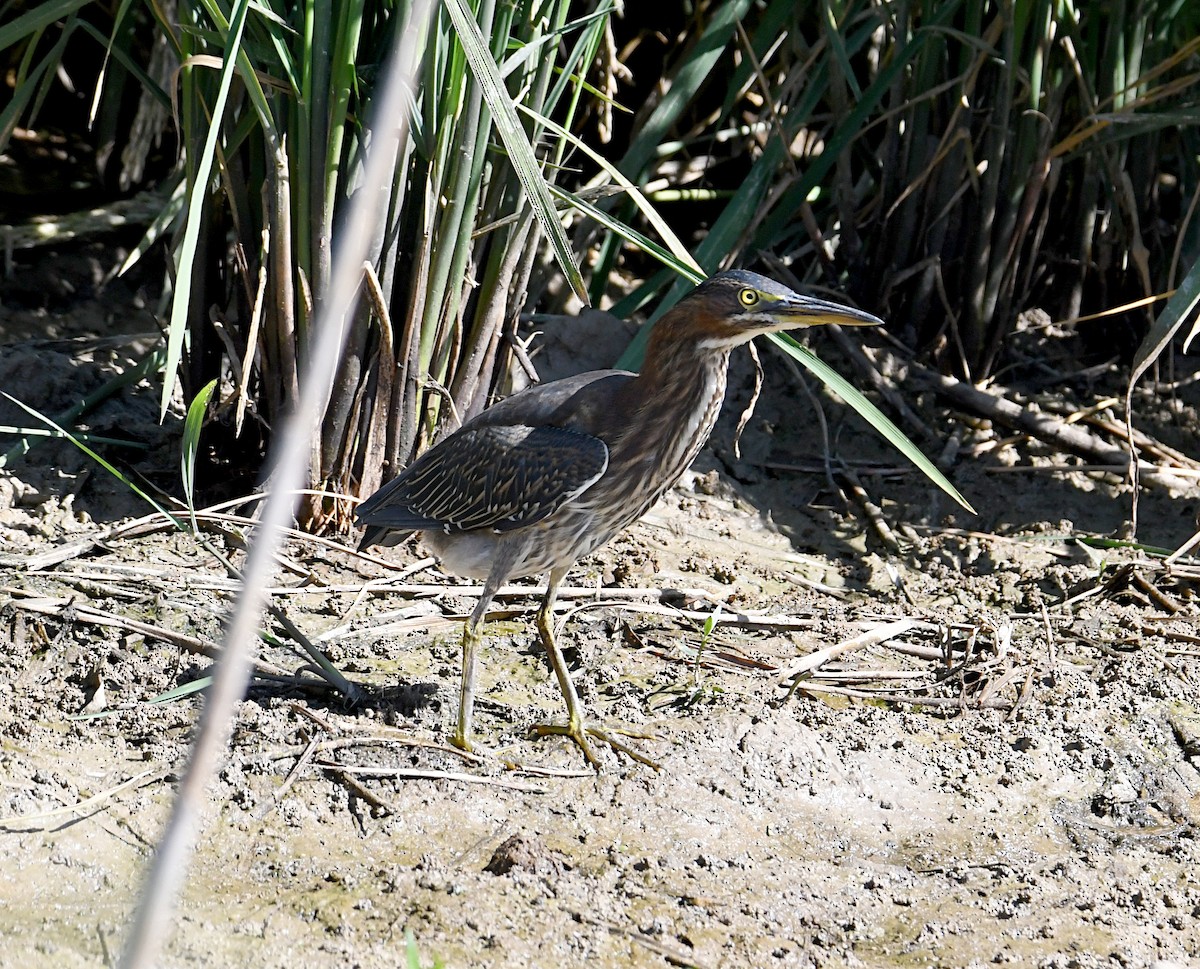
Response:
182,379,218,535
441,0,586,302
0,426,149,449
159,0,254,418
519,104,702,276
2,393,188,530
1,346,166,468
0,0,90,50
548,185,702,284
1131,258,1200,384
771,334,976,514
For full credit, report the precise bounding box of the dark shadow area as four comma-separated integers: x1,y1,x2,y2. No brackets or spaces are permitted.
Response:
703,326,1200,574
0,236,177,529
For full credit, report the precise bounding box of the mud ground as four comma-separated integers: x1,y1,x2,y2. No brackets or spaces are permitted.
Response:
1,243,1199,968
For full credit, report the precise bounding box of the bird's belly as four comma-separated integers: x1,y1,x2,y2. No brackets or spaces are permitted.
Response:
420,444,693,584
421,529,508,579
421,499,627,582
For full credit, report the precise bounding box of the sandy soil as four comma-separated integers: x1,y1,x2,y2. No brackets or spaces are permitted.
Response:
2,243,1199,968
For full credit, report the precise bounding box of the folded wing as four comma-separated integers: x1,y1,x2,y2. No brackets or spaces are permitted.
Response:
356,423,609,544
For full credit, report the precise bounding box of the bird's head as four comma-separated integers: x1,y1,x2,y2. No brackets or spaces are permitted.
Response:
658,269,882,351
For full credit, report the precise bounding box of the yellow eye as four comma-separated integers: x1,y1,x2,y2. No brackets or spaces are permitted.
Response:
739,288,760,307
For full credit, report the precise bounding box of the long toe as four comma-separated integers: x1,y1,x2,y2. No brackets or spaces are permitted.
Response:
530,720,661,770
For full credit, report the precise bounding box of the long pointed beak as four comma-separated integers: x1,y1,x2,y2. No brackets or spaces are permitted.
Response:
769,294,883,329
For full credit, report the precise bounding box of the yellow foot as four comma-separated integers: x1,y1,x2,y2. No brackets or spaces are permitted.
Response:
449,730,526,771
529,720,661,770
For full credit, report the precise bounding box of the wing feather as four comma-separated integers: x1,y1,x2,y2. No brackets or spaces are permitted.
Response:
356,423,608,540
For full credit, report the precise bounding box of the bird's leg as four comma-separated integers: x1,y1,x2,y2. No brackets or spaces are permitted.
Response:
452,544,521,755
530,570,593,763
453,604,487,753
529,569,660,770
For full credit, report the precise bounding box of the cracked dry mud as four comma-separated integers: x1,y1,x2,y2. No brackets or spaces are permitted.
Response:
2,243,1199,968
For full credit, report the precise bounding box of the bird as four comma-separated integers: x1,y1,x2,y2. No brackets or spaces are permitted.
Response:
356,270,882,767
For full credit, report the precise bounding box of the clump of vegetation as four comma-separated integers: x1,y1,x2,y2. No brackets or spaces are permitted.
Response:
3,0,1198,500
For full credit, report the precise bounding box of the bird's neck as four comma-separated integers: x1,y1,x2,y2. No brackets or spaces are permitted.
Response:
636,308,734,401
625,324,732,480
636,329,731,405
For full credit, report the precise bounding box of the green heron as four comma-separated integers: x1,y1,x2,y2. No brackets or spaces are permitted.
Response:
357,270,881,767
